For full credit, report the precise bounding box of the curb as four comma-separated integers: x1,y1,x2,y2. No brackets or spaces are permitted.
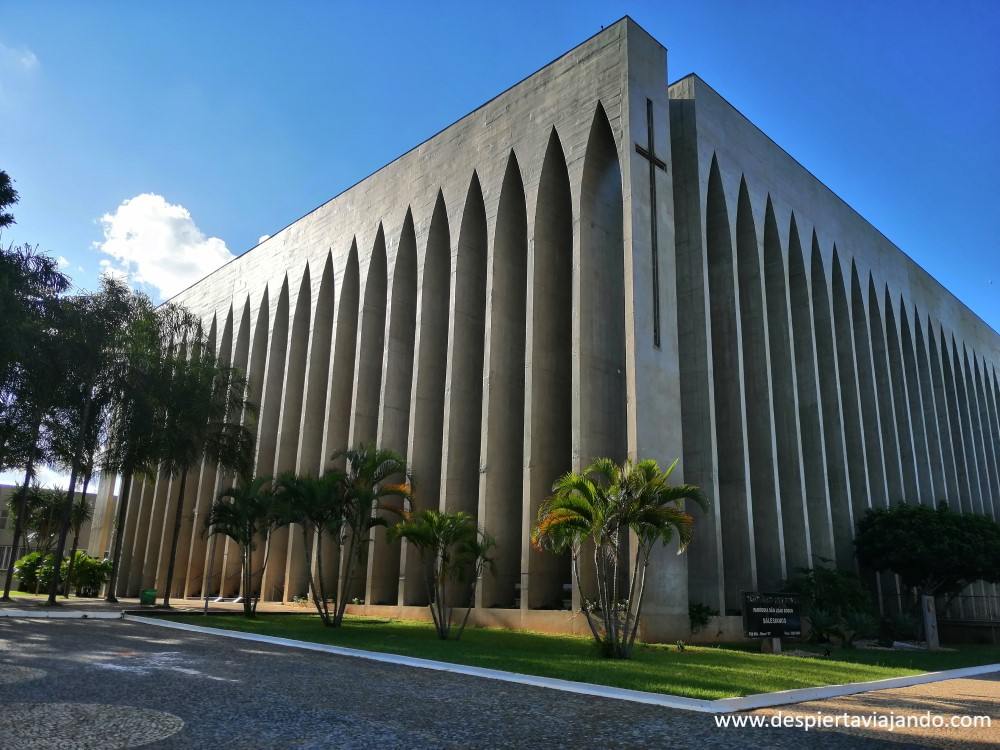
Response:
124,615,1000,714
0,610,123,620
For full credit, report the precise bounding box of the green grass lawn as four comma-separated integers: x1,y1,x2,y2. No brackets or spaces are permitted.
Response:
158,613,1000,700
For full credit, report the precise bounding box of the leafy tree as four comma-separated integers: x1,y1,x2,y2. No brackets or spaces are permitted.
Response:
0,169,17,228
388,510,495,640
532,457,707,659
103,296,191,602
854,501,1000,608
330,443,413,622
203,477,282,617
159,342,257,607
273,470,347,626
61,493,94,598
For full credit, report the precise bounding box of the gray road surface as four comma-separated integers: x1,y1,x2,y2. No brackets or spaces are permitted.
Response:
0,618,955,749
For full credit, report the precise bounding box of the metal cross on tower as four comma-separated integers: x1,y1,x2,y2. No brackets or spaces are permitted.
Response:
635,98,667,348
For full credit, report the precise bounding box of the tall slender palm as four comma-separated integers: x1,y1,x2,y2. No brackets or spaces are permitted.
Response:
273,470,347,625
388,509,495,640
159,343,257,607
532,457,707,659
62,493,93,598
103,296,188,603
204,477,281,618
331,443,413,626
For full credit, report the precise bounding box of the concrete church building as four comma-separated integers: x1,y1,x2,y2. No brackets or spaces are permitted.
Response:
109,18,1000,639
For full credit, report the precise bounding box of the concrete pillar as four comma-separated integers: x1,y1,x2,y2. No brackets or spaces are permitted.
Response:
441,174,488,530
882,288,921,504
850,265,889,509
368,211,417,606
706,156,756,611
669,94,724,614
763,199,811,575
867,277,905,504
477,153,527,609
831,250,873,533
906,304,947,503
574,104,628,605
737,180,785,588
522,129,573,611
810,238,853,568
400,193,450,606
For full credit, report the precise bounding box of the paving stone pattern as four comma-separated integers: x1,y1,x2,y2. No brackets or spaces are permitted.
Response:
0,619,905,749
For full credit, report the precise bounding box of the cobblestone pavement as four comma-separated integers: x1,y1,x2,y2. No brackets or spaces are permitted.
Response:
0,618,989,749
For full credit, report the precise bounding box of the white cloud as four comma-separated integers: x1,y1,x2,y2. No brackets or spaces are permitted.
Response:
57,255,69,268
94,193,235,300
0,41,38,71
258,234,270,244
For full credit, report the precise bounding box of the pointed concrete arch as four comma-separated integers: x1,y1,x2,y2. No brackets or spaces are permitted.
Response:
261,265,313,601
184,307,234,598
273,266,313,474
928,320,968,507
297,252,336,477
850,265,888,508
959,344,988,515
577,103,627,469
882,287,920,504
897,299,934,502
912,307,949,502
763,198,810,572
868,276,904,504
808,236,852,566
978,357,1000,514
253,278,290,600
831,249,872,527
479,152,528,609
971,354,999,518
523,128,573,610
367,210,418,606
401,192,451,606
350,227,389,446
706,156,755,609
214,298,254,597
737,179,785,585
948,335,981,514
442,173,488,537
322,241,360,469
286,251,335,601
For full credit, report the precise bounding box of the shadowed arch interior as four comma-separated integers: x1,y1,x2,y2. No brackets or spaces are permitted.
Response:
479,152,528,609
706,155,755,610
524,129,573,610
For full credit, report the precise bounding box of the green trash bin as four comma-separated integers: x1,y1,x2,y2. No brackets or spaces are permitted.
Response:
139,589,157,605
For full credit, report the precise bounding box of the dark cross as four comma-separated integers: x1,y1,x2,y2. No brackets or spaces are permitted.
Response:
635,98,667,348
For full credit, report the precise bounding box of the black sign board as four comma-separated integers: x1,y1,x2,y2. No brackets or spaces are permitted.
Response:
741,591,801,639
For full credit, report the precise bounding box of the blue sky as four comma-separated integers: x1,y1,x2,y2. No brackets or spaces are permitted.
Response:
1,1,998,484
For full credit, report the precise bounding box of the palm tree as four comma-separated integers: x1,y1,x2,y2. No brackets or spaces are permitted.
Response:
388,509,495,640
532,457,707,659
103,296,189,603
272,470,346,626
203,477,281,618
331,443,413,626
62,493,94,598
159,343,257,608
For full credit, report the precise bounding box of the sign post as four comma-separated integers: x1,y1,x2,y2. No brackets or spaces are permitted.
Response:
742,591,801,653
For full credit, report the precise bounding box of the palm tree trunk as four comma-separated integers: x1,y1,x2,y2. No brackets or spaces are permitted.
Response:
162,468,189,607
1,436,39,600
241,545,253,617
48,379,95,605
105,470,135,603
63,471,92,598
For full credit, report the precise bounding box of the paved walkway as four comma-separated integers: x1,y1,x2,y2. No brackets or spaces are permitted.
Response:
0,617,996,748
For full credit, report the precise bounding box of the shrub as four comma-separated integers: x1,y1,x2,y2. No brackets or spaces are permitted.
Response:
689,601,718,634
69,553,113,596
13,551,44,590
783,564,875,618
